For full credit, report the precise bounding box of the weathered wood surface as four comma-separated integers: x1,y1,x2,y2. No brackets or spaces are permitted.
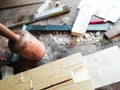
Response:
0,0,44,9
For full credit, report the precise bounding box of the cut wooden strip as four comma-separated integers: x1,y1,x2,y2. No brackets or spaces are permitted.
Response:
71,7,94,36
0,0,44,9
84,45,120,88
71,64,90,84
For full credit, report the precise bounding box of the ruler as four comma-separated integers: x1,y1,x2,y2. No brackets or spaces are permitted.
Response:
22,23,110,32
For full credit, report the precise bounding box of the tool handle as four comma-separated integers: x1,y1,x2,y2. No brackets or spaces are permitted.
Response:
0,23,19,41
89,20,105,24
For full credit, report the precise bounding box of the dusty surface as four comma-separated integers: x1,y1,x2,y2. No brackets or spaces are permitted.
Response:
0,0,120,90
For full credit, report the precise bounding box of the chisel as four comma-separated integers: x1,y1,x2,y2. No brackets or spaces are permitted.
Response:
7,5,70,29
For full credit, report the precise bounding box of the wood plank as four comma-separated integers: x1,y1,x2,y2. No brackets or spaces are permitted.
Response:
0,81,1,90
37,0,51,13
47,79,93,90
33,63,93,90
0,0,44,9
0,53,93,90
104,29,120,40
1,46,120,89
84,45,120,88
104,21,120,40
71,64,90,83
71,7,93,36
1,66,14,79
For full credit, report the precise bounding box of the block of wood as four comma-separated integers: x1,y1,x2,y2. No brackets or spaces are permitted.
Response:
0,53,93,90
71,7,94,36
104,29,120,40
84,45,120,88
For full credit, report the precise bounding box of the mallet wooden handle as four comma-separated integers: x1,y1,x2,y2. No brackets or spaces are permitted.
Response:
0,23,19,41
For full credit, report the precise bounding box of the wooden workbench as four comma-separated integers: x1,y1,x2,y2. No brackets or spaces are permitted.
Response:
0,0,120,90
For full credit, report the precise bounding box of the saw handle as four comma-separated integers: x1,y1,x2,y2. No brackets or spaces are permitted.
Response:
0,23,19,41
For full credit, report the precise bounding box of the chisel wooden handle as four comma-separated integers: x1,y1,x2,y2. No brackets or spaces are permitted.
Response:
0,23,19,41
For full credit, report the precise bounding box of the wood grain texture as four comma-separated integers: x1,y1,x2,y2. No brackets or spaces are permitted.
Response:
104,29,120,40
0,0,44,9
0,52,94,90
37,0,51,13
47,79,93,90
84,45,120,88
0,23,45,61
71,7,93,36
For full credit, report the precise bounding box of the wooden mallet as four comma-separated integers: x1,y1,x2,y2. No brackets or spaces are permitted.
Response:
0,23,45,61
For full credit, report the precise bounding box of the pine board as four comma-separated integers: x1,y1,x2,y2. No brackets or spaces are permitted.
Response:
0,52,93,90
84,45,120,88
71,7,93,36
47,79,93,90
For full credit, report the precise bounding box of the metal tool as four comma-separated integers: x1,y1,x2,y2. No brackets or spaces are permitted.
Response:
22,23,110,32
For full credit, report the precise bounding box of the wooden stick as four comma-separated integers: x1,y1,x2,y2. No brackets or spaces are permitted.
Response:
0,23,45,61
0,23,19,41
71,7,94,36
